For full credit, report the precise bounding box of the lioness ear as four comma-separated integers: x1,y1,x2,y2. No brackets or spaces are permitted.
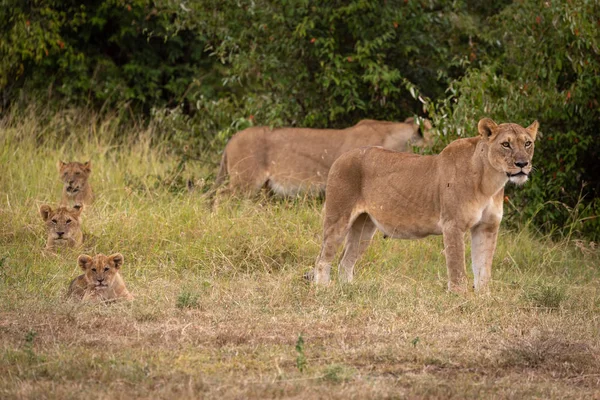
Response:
57,160,66,171
78,255,93,271
83,161,91,172
39,205,52,221
404,117,415,124
110,253,124,269
526,120,539,141
478,118,498,140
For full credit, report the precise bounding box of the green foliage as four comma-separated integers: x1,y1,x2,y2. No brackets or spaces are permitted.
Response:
176,291,200,309
425,0,600,240
524,284,566,310
1,0,598,239
295,333,307,373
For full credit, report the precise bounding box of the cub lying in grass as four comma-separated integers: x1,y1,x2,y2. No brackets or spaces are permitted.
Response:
58,160,94,206
68,253,134,302
40,204,83,250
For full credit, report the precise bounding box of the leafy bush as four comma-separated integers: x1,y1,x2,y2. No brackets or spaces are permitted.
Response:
425,0,600,240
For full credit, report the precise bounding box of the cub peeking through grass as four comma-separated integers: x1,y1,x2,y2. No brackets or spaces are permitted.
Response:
40,204,83,250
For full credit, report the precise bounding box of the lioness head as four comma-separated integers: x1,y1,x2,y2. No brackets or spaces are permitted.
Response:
78,253,124,290
58,161,91,195
39,204,83,247
478,118,538,185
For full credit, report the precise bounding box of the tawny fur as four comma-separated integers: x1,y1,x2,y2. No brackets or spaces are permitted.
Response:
39,204,83,250
312,118,538,293
214,118,432,198
68,253,133,302
58,160,94,206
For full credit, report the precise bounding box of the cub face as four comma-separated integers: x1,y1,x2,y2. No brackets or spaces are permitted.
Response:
58,161,91,194
39,204,83,246
479,118,538,185
78,253,124,290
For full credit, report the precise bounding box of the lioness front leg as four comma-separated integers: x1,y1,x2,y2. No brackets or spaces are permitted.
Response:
442,226,468,293
470,221,499,292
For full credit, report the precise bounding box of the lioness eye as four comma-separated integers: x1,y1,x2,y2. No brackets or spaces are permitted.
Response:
501,142,511,148
51,219,58,224
104,267,109,272
525,141,532,147
75,172,81,175
66,219,72,224
92,268,96,272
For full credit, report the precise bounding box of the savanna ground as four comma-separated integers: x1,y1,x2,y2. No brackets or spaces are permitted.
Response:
1,114,599,399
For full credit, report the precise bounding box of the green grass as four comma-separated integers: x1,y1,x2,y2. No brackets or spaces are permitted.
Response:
1,112,600,399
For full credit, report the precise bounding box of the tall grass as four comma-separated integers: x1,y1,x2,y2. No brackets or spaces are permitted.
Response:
1,110,599,399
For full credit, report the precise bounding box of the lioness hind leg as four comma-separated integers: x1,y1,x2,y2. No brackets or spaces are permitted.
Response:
338,213,377,283
314,212,354,285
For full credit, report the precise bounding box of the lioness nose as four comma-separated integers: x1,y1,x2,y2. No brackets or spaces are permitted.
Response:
97,278,104,282
515,161,528,168
57,232,64,237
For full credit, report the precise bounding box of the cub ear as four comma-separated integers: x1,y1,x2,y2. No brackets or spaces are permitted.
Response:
39,205,52,221
478,118,498,140
57,160,66,171
83,161,91,172
404,117,415,124
78,254,93,271
109,253,124,269
526,120,539,141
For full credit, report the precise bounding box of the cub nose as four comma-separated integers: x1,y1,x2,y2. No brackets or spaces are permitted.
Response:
97,278,104,282
56,232,64,237
515,161,529,168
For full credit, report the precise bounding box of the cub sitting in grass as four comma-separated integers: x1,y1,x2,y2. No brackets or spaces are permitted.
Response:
58,160,94,206
40,204,83,250
68,253,134,302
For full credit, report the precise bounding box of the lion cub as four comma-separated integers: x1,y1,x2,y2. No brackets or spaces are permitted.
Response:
58,160,94,206
68,253,134,302
40,204,83,249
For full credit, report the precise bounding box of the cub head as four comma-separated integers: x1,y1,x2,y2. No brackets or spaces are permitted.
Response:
40,204,83,246
58,161,91,194
78,253,124,290
478,118,538,185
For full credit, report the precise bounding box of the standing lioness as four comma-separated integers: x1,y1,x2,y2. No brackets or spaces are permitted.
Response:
312,118,538,293
215,118,432,197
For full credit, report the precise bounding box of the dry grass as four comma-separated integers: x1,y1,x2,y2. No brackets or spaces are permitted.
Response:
1,113,600,399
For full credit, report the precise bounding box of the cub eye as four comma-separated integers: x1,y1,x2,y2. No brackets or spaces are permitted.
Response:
66,219,72,224
104,267,110,272
51,219,58,224
525,141,532,147
75,172,81,175
91,268,97,272
501,142,511,148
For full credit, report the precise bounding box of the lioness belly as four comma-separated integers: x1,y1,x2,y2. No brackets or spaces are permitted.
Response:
367,212,442,239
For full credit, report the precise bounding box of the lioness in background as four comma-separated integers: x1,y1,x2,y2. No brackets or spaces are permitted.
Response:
68,253,134,302
311,118,538,293
58,160,94,206
40,204,84,250
214,118,432,198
